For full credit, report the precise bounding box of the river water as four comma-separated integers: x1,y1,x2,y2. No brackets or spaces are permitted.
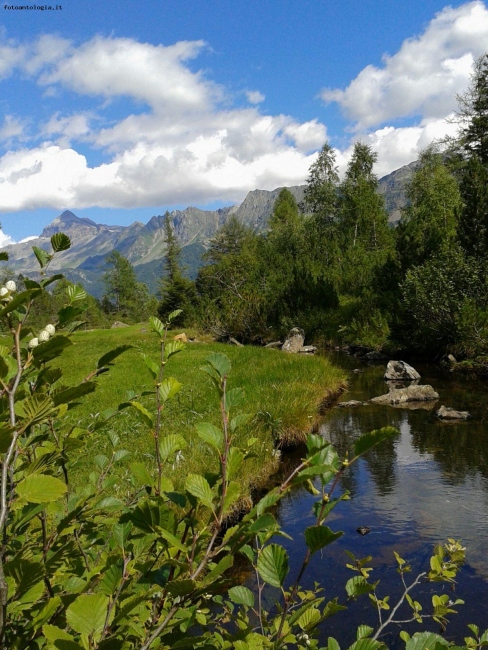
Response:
272,353,488,646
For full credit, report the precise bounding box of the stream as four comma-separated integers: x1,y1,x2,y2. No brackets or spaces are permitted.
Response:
271,353,488,646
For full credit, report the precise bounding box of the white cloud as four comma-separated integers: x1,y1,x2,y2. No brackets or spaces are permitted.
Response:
322,1,488,130
0,230,15,247
0,115,26,141
245,90,265,104
0,34,324,211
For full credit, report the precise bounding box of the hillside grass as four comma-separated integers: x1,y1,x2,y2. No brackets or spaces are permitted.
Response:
53,325,347,497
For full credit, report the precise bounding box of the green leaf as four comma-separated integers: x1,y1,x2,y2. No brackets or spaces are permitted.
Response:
354,427,399,458
52,382,96,406
51,232,71,252
298,607,321,631
17,474,67,503
304,525,343,555
225,387,244,411
66,593,110,637
43,624,76,643
404,633,451,650
166,579,195,596
0,425,13,453
206,352,231,379
347,640,386,650
248,513,277,533
328,638,341,650
32,335,72,363
345,576,375,598
119,401,154,428
167,309,182,322
195,422,223,452
57,305,84,328
230,413,253,431
97,345,133,369
202,554,234,586
130,462,155,486
17,395,58,427
185,474,214,509
227,448,244,480
357,626,374,640
159,434,187,462
65,284,88,304
222,481,240,514
141,353,159,379
149,315,165,336
99,564,123,596
40,273,64,289
159,376,183,403
0,289,40,317
156,526,187,552
165,340,185,360
228,586,254,607
33,246,52,269
257,544,289,588
256,489,282,516
113,522,132,547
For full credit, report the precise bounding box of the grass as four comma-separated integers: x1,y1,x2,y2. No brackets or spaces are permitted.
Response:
50,324,347,498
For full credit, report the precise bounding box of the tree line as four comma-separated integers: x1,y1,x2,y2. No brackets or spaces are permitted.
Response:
5,54,488,361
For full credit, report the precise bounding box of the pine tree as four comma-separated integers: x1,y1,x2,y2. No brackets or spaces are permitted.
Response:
457,154,488,257
158,213,197,323
457,54,488,165
302,142,339,224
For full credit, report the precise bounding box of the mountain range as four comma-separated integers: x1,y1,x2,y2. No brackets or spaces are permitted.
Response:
0,163,413,298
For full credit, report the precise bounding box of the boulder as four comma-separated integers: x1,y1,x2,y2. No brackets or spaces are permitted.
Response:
436,405,470,420
111,321,129,328
363,351,388,361
264,341,282,348
336,400,365,408
173,333,188,343
299,345,317,354
384,360,421,381
371,384,439,405
282,328,305,353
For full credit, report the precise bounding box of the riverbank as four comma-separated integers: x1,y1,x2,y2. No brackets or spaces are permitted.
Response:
57,325,347,498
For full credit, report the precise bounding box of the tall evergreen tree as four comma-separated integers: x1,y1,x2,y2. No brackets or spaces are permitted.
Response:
457,53,488,165
397,146,461,271
302,142,339,224
103,251,138,315
457,154,488,258
158,213,197,323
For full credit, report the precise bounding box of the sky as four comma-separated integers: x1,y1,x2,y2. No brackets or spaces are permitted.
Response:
1,0,488,243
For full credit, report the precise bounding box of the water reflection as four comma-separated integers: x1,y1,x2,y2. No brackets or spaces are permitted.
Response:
273,355,488,645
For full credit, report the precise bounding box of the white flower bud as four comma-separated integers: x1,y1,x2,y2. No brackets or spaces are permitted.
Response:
0,287,8,297
5,280,16,292
28,338,39,349
45,324,56,336
39,330,50,342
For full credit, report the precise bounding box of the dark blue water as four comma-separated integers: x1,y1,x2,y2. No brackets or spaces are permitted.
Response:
272,355,488,646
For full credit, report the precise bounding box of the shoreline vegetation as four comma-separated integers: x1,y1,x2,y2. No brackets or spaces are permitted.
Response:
57,324,347,501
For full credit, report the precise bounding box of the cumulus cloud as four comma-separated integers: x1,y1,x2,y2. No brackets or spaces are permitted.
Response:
245,90,265,104
0,2,487,213
0,34,324,211
0,230,15,247
321,1,488,131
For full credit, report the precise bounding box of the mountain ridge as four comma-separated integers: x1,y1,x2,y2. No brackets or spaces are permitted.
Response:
0,163,414,296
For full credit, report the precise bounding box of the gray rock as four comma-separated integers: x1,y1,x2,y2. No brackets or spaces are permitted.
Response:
264,341,283,348
384,360,421,381
386,378,419,390
336,400,365,408
299,345,317,354
371,384,439,405
436,405,470,420
352,368,363,374
363,351,388,360
111,321,129,328
282,328,305,353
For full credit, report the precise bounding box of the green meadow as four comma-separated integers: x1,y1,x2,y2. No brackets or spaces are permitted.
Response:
55,325,346,497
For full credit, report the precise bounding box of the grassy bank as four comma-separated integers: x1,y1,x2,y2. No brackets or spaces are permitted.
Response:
54,325,347,497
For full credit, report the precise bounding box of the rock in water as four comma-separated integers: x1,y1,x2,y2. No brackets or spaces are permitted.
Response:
282,328,305,353
436,405,470,420
384,360,421,381
336,400,365,408
371,384,439,405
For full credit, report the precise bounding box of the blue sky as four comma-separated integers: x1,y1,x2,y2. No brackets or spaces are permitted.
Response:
1,0,488,242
